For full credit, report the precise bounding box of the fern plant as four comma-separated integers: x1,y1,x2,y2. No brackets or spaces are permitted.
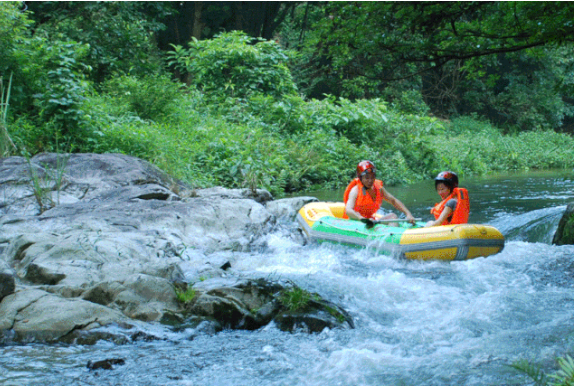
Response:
549,355,574,386
510,355,574,386
510,359,549,386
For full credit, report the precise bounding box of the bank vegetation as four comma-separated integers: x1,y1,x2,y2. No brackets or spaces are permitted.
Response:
1,2,573,197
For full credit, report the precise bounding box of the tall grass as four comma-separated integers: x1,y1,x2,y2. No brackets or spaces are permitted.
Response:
427,116,574,177
1,73,16,157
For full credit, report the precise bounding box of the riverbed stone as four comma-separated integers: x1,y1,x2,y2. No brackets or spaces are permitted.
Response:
195,186,273,204
87,358,126,371
183,278,353,333
273,299,355,333
0,288,131,343
81,281,127,306
553,203,574,245
24,262,66,285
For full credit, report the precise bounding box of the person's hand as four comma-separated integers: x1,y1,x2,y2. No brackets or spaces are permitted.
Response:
406,214,416,225
360,217,377,228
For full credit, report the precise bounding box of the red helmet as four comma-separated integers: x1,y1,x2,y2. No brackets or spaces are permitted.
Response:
434,171,459,188
357,160,376,178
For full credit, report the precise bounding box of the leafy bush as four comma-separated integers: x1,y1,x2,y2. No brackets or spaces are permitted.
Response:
0,2,34,111
175,285,196,304
102,74,184,122
0,73,16,157
1,4,95,152
168,31,298,100
33,40,92,143
25,78,572,197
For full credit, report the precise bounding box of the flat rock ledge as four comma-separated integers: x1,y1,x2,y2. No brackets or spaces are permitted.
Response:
0,153,344,344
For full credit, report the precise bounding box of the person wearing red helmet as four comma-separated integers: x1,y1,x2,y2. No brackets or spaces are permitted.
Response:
343,160,416,224
426,171,470,227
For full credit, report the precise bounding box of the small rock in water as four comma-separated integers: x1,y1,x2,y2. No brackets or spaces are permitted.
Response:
220,261,232,270
87,358,126,370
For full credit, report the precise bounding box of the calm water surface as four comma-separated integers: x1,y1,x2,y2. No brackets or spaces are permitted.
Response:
0,171,573,386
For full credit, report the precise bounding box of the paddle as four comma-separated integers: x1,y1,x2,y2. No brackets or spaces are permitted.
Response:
360,217,422,229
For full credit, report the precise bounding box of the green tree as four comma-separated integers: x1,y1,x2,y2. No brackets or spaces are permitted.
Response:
26,1,170,83
296,1,573,131
456,47,574,132
1,2,95,150
0,1,35,111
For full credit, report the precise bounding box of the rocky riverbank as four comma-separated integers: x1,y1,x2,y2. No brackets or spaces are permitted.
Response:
0,153,352,344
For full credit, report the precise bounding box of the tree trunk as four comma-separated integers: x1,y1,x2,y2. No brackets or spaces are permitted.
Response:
234,2,243,31
193,1,204,39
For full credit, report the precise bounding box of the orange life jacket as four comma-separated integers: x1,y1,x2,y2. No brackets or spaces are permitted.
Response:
343,178,383,219
430,187,470,225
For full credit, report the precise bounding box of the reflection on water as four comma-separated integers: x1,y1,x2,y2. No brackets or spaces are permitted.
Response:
0,171,573,386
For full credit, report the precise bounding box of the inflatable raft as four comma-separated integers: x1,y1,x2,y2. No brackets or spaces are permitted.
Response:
297,202,505,261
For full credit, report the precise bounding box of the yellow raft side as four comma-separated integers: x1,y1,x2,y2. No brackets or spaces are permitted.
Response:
400,224,505,260
298,201,346,228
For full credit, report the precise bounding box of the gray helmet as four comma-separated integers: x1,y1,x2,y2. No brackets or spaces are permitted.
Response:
434,171,458,189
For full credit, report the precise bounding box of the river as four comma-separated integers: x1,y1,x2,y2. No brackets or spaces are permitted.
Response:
0,171,573,386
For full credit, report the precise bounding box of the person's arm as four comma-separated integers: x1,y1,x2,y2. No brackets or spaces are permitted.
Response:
381,186,416,224
425,206,453,227
345,186,366,220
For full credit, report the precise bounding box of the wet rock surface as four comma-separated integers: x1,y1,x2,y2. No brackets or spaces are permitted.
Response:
87,358,126,371
181,278,353,333
553,203,574,245
0,153,353,343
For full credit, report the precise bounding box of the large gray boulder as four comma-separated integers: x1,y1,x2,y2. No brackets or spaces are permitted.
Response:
0,153,188,216
0,288,130,343
0,153,274,341
0,153,349,343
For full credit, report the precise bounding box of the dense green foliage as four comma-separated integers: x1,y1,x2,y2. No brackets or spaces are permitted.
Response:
0,2,573,198
26,2,168,83
168,31,298,100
